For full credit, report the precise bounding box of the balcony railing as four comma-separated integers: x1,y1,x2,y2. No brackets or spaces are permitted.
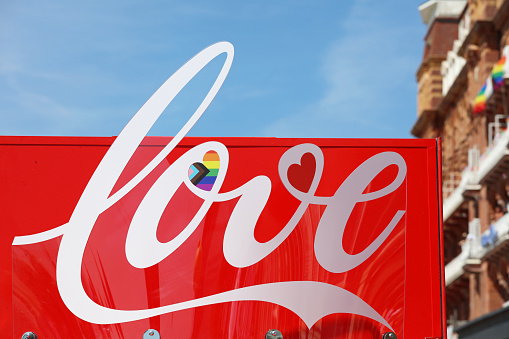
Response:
445,218,480,285
443,173,462,199
442,50,466,96
445,213,509,286
443,120,509,221
444,126,509,286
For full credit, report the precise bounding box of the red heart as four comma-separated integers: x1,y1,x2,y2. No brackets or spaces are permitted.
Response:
287,152,316,193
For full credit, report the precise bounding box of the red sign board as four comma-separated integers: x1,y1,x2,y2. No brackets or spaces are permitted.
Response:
0,42,444,338
1,136,443,338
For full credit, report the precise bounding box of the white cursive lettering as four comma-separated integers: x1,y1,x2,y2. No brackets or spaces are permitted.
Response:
12,42,406,331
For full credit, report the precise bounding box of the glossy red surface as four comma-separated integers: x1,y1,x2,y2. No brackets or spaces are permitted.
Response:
1,136,443,338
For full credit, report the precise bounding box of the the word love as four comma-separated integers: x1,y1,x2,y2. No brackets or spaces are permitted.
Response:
13,42,405,331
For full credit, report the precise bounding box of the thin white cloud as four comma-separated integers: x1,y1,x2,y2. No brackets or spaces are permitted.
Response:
0,0,424,138
263,0,423,138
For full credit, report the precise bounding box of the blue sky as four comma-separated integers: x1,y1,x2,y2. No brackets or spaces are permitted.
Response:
0,0,427,139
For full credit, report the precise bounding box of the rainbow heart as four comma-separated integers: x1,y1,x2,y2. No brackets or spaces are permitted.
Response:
188,151,219,191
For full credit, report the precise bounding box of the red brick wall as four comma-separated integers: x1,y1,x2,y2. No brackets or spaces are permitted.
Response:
423,19,460,59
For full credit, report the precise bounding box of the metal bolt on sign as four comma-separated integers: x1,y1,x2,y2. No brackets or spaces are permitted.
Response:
265,329,283,339
382,332,397,339
143,329,161,339
21,332,37,339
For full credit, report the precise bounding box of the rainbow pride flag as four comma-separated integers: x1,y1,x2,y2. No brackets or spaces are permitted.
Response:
473,76,493,115
473,84,488,114
492,56,506,91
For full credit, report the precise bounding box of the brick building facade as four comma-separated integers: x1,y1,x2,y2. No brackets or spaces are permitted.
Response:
412,0,509,337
